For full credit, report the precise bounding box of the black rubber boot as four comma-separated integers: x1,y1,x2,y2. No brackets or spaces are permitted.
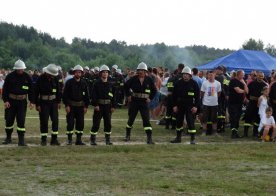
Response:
243,126,249,137
165,118,170,129
171,119,176,130
221,120,225,133
41,136,47,146
190,133,196,145
124,128,131,142
146,130,154,144
75,134,85,145
50,134,60,146
18,132,27,146
90,135,97,145
2,130,12,144
67,134,73,145
231,128,241,139
206,123,213,135
105,134,113,145
170,130,182,143
252,125,259,138
217,119,222,133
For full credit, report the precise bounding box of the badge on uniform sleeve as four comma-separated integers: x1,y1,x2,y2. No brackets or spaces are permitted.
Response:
22,86,29,90
108,92,113,97
52,89,57,93
145,89,151,93
83,92,85,95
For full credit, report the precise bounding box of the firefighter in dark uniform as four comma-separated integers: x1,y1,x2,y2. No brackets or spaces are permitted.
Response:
63,65,90,145
90,65,116,145
110,65,124,108
114,69,125,108
90,67,100,91
165,64,184,129
269,73,276,122
170,66,200,144
111,64,118,76
243,71,267,137
109,65,118,107
2,59,35,146
228,70,248,138
215,66,227,133
35,64,61,146
222,66,230,129
165,70,179,129
124,62,157,144
83,66,93,100
56,65,64,92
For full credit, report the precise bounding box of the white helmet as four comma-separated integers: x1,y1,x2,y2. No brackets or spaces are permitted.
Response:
99,65,110,72
181,66,192,75
112,64,118,70
43,64,59,76
137,62,148,71
116,69,122,75
94,66,100,72
73,65,83,72
13,59,26,70
84,66,89,70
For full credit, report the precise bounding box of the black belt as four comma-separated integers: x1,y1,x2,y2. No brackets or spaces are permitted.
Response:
68,100,84,107
40,95,56,100
98,99,111,104
9,93,27,100
132,93,149,99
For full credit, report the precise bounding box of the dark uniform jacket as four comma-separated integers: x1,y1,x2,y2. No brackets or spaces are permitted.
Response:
167,75,180,93
124,75,157,102
215,74,226,95
56,74,64,93
2,71,34,103
228,78,245,104
62,77,90,107
247,80,267,101
34,73,61,106
172,78,200,109
91,78,116,108
111,73,124,89
269,82,276,105
83,73,94,98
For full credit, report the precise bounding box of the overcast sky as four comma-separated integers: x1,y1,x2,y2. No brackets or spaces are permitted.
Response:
1,0,275,50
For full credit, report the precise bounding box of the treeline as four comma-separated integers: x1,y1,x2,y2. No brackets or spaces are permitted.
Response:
0,22,235,70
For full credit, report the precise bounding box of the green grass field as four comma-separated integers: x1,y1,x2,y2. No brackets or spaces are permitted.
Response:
0,104,275,195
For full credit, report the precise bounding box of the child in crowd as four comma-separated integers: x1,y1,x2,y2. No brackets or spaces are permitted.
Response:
258,86,269,120
258,107,276,142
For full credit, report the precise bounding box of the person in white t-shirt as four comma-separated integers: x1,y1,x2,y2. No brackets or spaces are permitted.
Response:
200,71,221,135
258,107,276,142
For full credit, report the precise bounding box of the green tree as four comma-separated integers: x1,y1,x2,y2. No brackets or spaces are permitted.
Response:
12,39,31,60
242,38,264,51
54,51,83,70
265,44,276,57
0,46,15,68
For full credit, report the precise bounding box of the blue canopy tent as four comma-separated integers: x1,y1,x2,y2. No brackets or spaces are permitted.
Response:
197,50,276,75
